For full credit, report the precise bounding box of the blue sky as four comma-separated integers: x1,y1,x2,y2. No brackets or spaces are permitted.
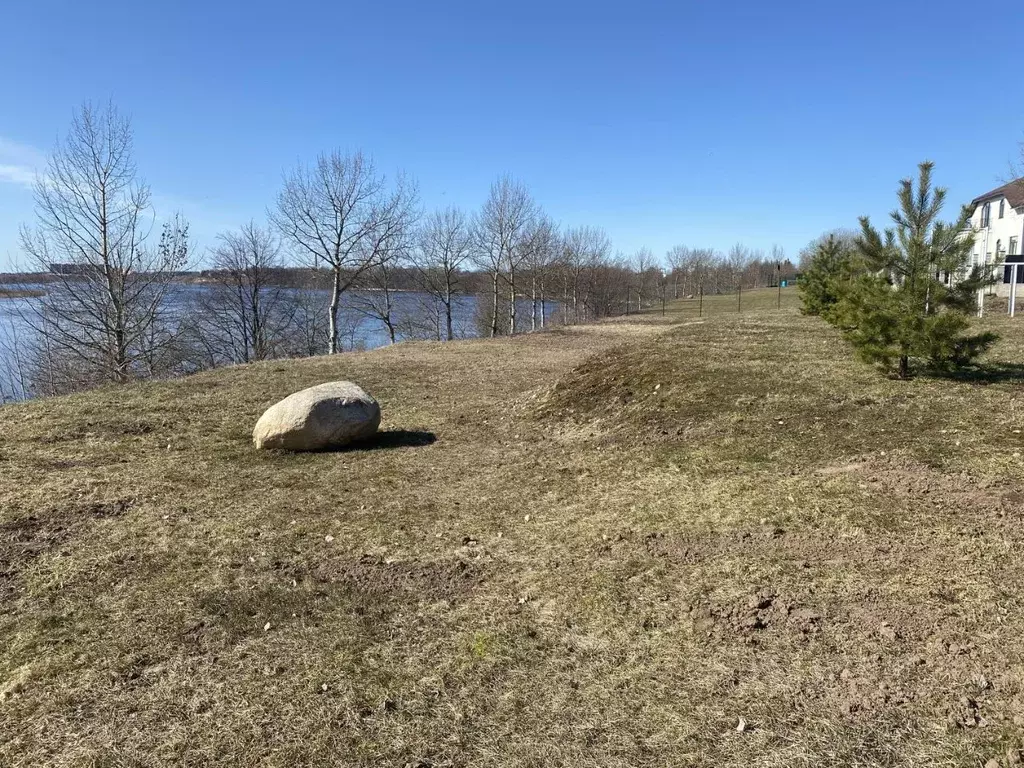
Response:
1,0,1022,270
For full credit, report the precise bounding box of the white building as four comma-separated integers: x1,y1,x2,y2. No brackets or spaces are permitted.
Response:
967,179,1024,297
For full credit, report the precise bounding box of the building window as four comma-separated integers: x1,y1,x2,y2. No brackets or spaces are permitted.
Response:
982,203,991,227
1003,263,1024,283
1012,237,1020,256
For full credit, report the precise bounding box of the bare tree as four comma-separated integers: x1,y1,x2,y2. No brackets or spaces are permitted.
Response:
288,279,331,356
631,247,657,312
272,150,418,354
193,221,294,364
522,215,558,330
727,243,751,288
0,316,32,402
18,102,191,389
351,256,402,345
688,248,719,297
586,251,632,318
666,245,689,299
413,206,473,341
768,243,785,283
474,176,538,337
561,225,610,324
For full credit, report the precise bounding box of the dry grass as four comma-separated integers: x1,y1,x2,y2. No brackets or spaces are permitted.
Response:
3,287,1024,766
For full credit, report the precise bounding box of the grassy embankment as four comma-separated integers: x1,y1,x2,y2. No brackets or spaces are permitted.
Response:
3,288,1024,766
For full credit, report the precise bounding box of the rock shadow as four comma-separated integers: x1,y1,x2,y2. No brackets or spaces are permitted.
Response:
339,429,438,452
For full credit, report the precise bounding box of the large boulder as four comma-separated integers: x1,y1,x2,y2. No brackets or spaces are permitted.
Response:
253,381,381,451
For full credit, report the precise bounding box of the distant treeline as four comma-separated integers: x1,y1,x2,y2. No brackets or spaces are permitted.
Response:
0,101,796,402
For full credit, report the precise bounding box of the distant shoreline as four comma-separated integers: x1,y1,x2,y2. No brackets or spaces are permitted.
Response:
0,288,46,299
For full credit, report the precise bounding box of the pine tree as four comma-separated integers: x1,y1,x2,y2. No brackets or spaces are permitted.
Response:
834,161,996,379
798,234,859,318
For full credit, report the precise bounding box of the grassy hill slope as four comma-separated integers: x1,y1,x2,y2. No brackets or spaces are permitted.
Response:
3,289,1024,766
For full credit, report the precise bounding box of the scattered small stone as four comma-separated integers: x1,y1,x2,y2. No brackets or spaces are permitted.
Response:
324,535,334,543
736,717,747,733
878,624,898,641
840,668,853,681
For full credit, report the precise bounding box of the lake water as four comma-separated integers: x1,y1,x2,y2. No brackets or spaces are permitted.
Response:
0,284,559,402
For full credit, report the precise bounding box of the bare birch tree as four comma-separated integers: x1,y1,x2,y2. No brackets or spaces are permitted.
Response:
474,176,538,337
666,245,689,299
631,247,657,312
561,225,610,324
18,102,191,390
271,151,418,354
522,215,558,331
413,206,473,341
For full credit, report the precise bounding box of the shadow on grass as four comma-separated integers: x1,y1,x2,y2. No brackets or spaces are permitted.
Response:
344,429,438,451
924,361,1024,385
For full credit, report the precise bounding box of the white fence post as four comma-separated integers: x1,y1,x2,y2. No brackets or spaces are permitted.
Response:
1011,264,1019,318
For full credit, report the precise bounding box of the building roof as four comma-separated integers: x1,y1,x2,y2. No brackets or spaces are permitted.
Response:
970,179,1024,210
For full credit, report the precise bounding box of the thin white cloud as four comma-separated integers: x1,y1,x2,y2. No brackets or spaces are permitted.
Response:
0,136,47,165
0,137,47,189
0,164,37,187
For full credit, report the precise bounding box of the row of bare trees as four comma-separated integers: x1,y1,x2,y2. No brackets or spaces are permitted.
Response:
1,101,794,401
664,244,796,299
